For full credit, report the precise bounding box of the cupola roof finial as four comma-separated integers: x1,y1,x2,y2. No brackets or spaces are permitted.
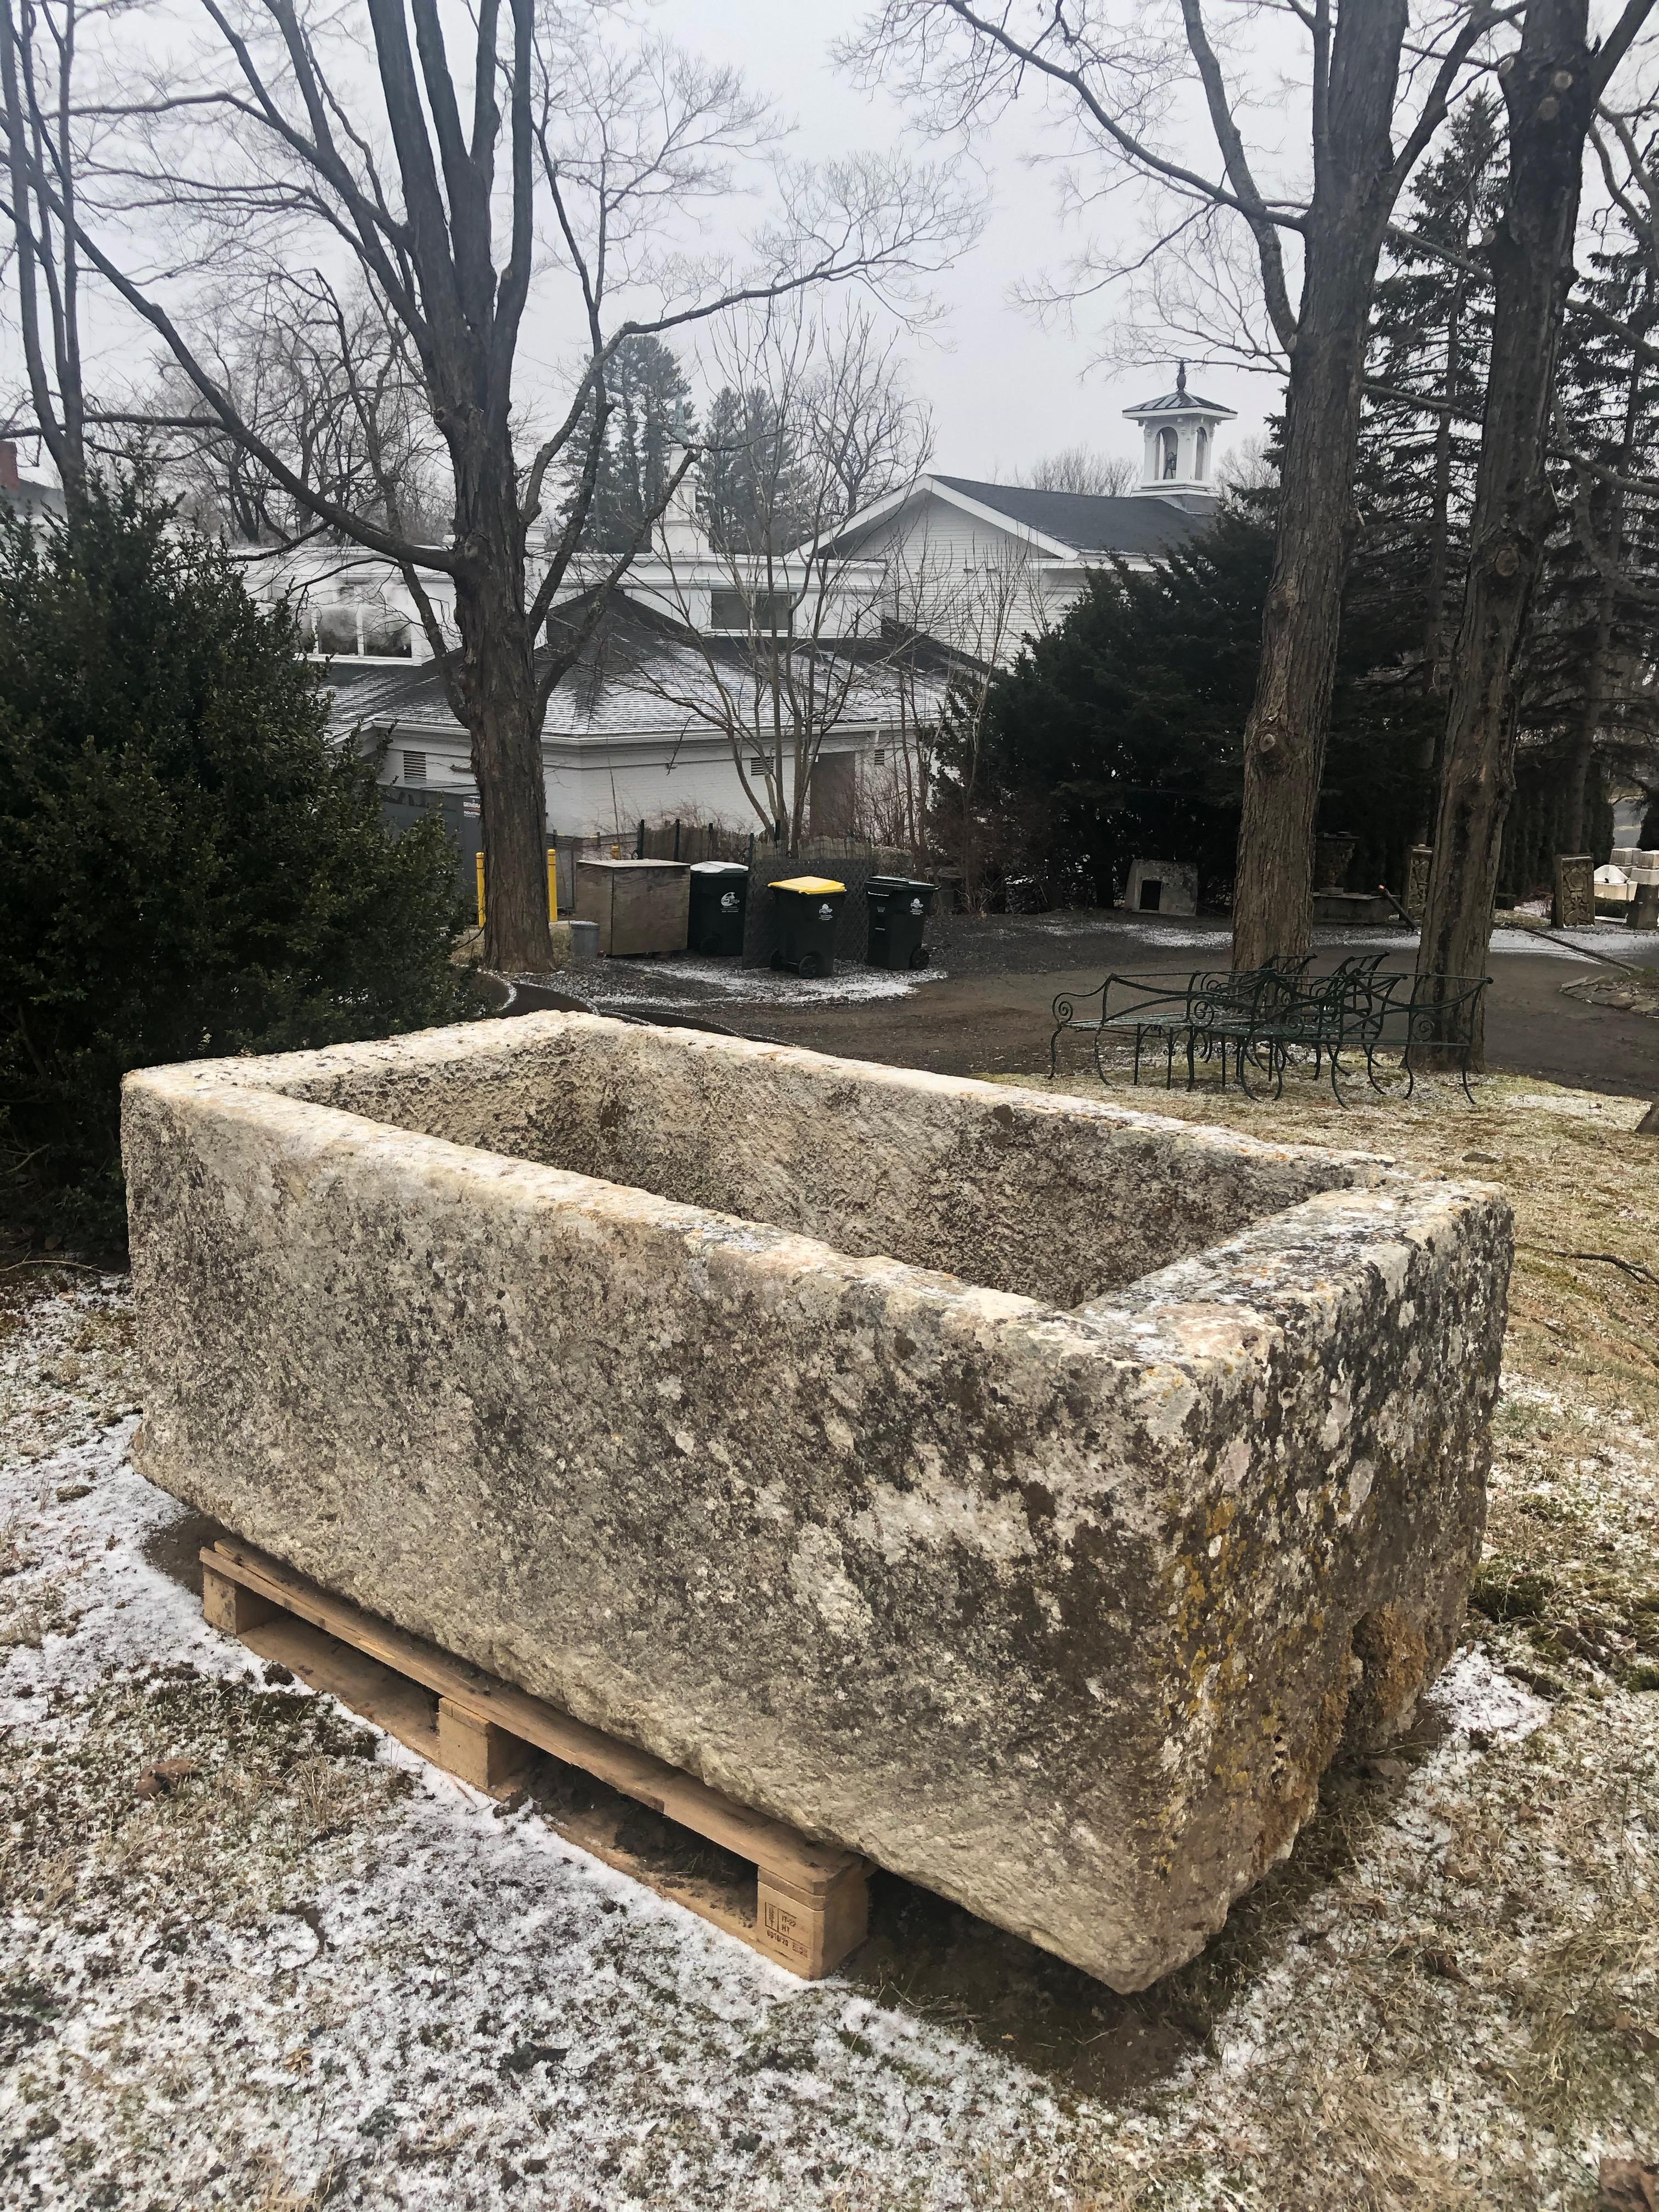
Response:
1176,360,1187,397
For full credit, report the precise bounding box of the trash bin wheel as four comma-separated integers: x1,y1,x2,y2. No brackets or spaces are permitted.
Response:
909,943,930,969
797,951,824,979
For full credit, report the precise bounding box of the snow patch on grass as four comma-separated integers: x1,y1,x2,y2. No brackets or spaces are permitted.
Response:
586,958,948,1010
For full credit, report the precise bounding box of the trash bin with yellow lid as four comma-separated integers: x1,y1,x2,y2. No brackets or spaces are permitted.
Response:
769,875,846,978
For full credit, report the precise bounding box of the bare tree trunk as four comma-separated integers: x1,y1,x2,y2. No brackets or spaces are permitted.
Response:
1417,0,1613,1055
452,421,552,973
1230,0,1412,971
1564,590,1613,855
1425,301,1462,693
1414,298,1463,843
1563,360,1641,853
1,0,87,517
462,600,549,972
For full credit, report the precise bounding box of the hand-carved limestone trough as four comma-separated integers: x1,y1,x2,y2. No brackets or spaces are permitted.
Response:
123,1014,1511,1990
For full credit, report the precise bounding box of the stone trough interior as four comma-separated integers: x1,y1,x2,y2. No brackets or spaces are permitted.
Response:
254,1012,1383,1310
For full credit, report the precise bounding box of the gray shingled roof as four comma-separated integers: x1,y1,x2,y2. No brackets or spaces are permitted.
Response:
1127,387,1232,415
930,475,1211,557
321,594,947,739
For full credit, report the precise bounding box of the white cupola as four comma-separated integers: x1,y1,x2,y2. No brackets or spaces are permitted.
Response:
1122,364,1237,503
655,454,709,561
653,400,709,561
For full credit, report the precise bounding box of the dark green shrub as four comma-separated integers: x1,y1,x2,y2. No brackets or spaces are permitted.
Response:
0,474,469,1246
943,504,1440,910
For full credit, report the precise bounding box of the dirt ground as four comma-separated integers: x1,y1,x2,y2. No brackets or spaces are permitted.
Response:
2,1059,1656,2207
568,912,1659,1100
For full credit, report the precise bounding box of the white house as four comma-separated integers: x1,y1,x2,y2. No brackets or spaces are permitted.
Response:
238,475,936,838
229,374,1233,833
816,373,1235,660
0,437,66,522
324,592,939,842
225,539,458,663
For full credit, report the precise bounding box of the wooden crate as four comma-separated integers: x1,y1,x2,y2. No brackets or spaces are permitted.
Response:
574,859,691,957
200,1539,867,1978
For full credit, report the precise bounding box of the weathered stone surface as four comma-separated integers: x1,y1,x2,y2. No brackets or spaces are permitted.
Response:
122,1014,1511,1989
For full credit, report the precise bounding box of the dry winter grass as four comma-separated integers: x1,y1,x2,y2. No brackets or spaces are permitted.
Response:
0,1062,1655,2210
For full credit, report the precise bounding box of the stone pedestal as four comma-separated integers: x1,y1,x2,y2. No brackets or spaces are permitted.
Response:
1407,846,1433,919
1552,855,1595,928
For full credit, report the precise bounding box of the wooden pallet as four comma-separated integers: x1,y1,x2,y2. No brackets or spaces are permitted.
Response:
200,1538,868,1979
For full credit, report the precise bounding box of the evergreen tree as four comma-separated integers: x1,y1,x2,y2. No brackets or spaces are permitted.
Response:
699,384,803,554
950,505,1433,910
559,336,695,554
1525,199,1659,853
952,511,1262,904
1351,95,1502,836
0,475,468,1244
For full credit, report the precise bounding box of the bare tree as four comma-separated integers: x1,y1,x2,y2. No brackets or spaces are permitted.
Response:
1418,0,1655,1052
155,274,450,549
1215,431,1276,498
860,526,1047,866
1023,443,1135,495
1551,98,1659,850
888,530,1049,906
627,305,934,850
845,0,1502,967
1,0,89,514
3,1,972,972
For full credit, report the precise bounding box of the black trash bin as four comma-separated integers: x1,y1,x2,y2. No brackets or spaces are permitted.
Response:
865,875,936,969
769,875,845,977
688,860,749,956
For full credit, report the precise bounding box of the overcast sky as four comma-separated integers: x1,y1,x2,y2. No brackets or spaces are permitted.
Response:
650,0,1276,484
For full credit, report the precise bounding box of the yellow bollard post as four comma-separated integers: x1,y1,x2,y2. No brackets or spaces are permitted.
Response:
475,850,486,929
548,847,558,924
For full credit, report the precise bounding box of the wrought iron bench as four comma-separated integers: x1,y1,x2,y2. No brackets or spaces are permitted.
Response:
1338,971,1493,1103
1049,953,1365,1089
1051,957,1491,1105
1207,967,1493,1105
1048,965,1272,1086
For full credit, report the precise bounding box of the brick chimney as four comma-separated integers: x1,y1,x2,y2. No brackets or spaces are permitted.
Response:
0,441,20,493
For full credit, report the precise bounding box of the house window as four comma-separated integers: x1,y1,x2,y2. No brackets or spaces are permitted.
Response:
711,589,793,633
363,607,413,657
1159,428,1180,479
315,603,362,654
402,749,427,783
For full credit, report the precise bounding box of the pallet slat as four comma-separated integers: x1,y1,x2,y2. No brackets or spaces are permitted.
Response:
200,1541,867,1980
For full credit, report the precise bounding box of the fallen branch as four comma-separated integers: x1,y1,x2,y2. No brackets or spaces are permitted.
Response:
1497,917,1644,972
1523,1245,1659,1290
1375,881,1418,928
